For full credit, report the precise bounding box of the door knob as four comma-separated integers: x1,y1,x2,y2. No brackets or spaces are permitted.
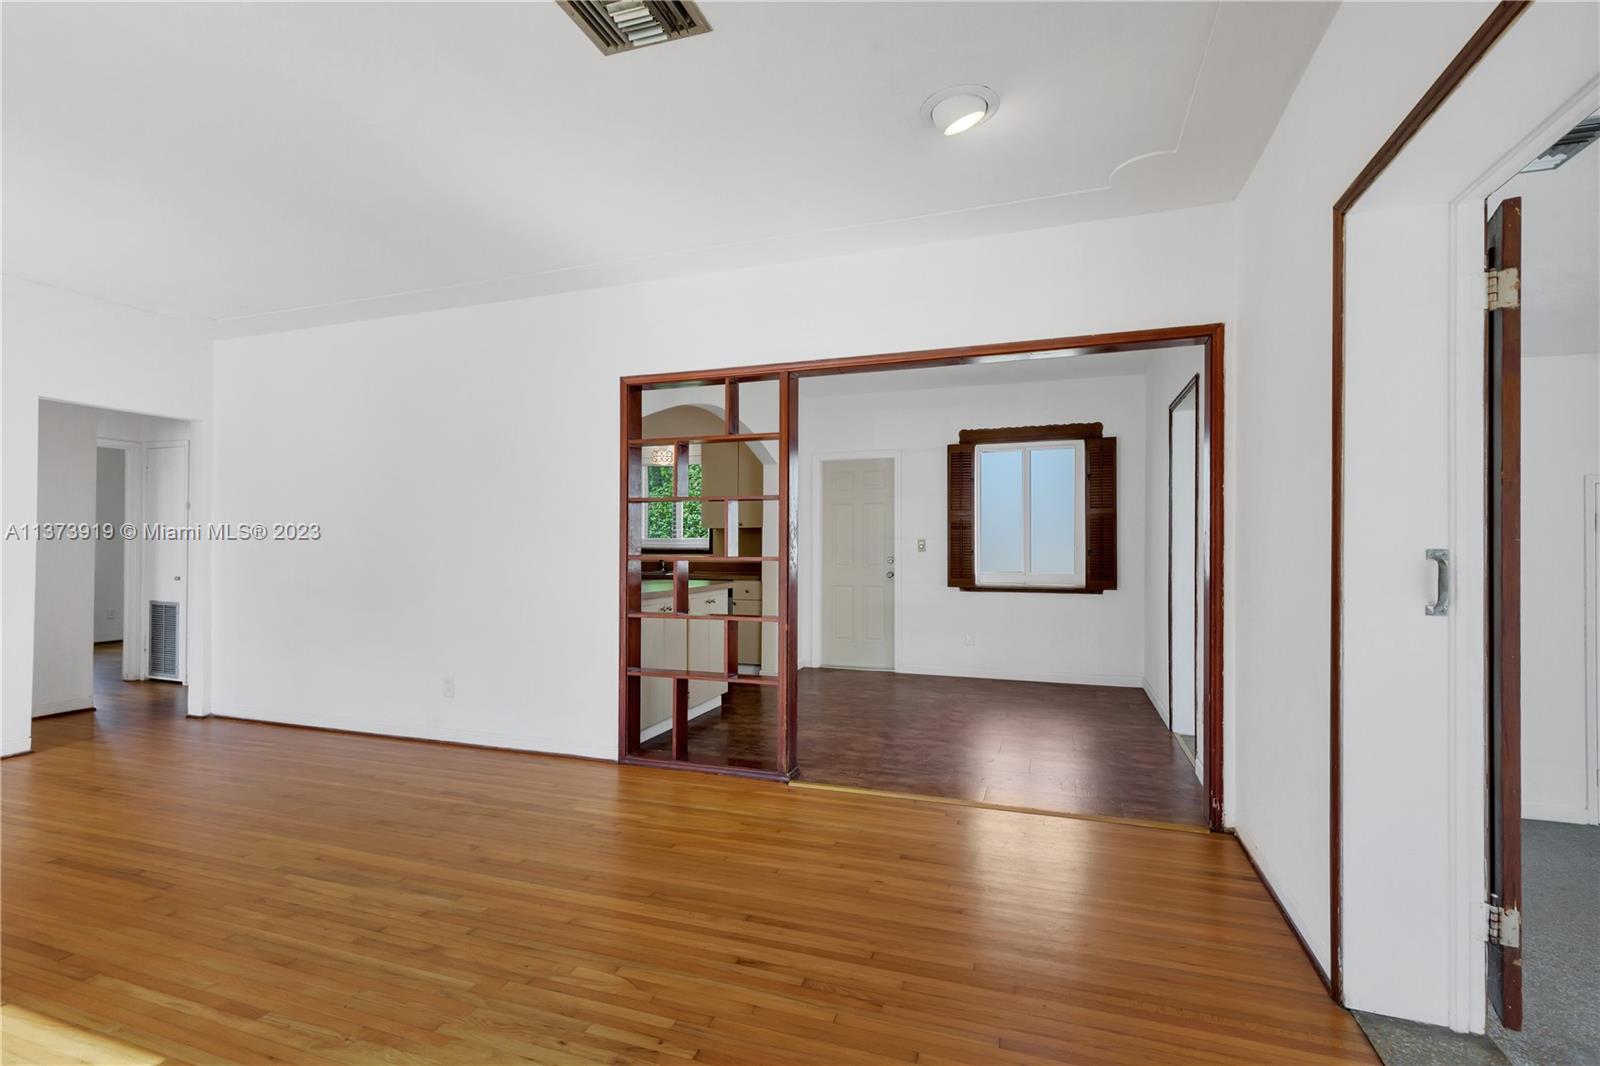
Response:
886,570,895,579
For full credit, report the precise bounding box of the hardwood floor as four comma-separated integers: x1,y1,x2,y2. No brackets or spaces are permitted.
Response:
644,669,1208,825
1,645,1375,1064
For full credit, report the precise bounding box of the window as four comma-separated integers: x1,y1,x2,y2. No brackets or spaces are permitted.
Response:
975,441,1087,587
946,423,1117,593
641,443,710,550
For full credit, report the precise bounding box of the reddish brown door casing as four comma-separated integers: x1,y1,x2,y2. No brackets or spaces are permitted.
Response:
1486,196,1522,1031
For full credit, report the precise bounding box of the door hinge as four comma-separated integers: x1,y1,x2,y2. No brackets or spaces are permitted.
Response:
1486,267,1520,311
1487,901,1521,948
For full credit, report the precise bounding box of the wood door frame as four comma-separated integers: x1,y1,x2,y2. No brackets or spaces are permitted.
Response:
1167,374,1202,764
1328,0,1531,1005
810,450,902,673
1485,195,1523,1030
620,321,1227,830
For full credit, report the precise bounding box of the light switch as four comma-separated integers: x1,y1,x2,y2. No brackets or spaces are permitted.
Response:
917,538,927,553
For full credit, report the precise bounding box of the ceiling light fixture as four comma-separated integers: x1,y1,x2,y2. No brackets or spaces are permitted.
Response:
922,85,999,137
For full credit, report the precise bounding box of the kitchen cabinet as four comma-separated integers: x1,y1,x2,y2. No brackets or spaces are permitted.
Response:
638,594,678,737
688,586,731,707
731,580,762,668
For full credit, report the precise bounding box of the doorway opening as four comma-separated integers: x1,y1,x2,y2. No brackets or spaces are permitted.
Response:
31,400,194,747
1482,110,1600,1059
1168,374,1202,768
618,324,1225,831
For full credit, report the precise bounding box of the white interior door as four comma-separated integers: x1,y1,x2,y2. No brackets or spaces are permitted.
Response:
1340,205,1457,1017
143,442,189,682
820,458,895,669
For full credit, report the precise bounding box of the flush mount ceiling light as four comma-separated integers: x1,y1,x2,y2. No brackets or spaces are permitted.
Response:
922,84,999,137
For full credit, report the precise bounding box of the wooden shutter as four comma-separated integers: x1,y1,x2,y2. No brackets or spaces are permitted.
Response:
947,443,975,588
1084,436,1117,591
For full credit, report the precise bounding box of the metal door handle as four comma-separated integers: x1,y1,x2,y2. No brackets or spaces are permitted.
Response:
1425,548,1450,616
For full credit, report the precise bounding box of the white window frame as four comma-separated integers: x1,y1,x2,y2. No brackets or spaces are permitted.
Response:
640,443,711,551
973,439,1088,588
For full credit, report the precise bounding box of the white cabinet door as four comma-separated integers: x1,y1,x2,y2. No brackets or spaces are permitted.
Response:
639,599,676,735
688,588,729,706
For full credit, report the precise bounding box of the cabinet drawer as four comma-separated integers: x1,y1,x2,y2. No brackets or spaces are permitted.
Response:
732,580,761,602
689,589,730,615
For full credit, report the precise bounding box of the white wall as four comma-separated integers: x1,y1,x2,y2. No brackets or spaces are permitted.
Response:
798,368,1149,687
1229,0,1498,981
1237,0,1599,1030
1142,350,1206,724
1522,352,1600,824
93,447,124,643
210,202,1236,761
1,276,213,754
31,401,99,715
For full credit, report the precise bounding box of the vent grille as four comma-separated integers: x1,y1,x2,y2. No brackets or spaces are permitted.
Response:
559,0,710,55
149,601,179,679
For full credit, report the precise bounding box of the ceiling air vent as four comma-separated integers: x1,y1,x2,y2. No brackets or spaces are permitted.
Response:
559,1,711,55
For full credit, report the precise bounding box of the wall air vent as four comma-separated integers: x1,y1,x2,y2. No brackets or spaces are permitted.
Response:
149,600,179,680
559,0,711,55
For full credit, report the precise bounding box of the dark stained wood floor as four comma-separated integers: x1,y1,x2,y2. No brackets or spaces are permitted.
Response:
0,645,1377,1064
644,669,1208,825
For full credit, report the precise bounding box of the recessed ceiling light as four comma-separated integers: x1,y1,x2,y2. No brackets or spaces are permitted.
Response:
922,85,999,138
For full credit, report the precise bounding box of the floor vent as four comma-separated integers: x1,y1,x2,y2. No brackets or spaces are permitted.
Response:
559,0,711,55
149,601,179,679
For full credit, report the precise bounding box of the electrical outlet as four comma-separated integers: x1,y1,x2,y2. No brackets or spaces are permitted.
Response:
442,676,456,699
962,633,975,647
917,537,927,553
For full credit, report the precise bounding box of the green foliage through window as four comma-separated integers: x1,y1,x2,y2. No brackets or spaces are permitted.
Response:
644,463,705,542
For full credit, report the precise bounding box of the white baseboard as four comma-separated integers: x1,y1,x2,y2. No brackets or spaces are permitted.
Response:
1143,680,1170,724
33,695,94,718
638,696,722,744
1234,823,1330,974
1523,802,1597,826
892,662,1143,688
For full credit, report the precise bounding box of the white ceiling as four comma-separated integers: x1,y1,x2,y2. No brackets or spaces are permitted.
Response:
2,2,1334,334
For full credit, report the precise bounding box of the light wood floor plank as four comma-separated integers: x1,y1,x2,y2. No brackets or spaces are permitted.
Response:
1,646,1376,1064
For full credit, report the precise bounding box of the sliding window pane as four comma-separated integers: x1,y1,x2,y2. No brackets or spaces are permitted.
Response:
1029,447,1077,574
978,449,1023,573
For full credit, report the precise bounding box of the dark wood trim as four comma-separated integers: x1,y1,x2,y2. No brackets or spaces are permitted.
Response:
958,585,1106,595
1168,374,1202,763
1229,829,1334,995
630,433,777,446
1486,196,1523,1030
627,494,776,504
1327,0,1531,1006
957,422,1104,445
619,381,642,761
620,324,1225,387
629,554,778,563
1203,329,1225,832
777,371,800,776
619,321,1227,832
